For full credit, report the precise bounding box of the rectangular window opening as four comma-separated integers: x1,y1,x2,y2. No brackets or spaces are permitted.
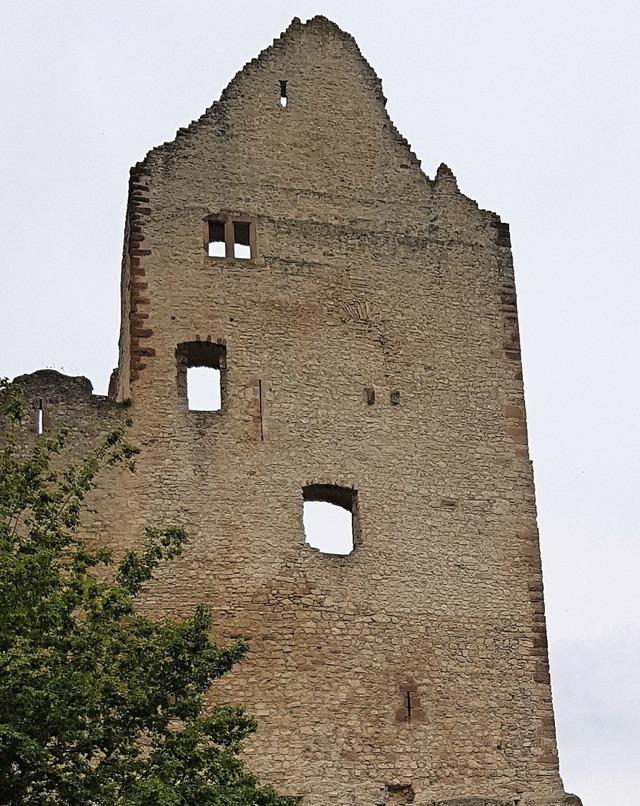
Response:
187,366,221,411
206,215,254,261
177,341,226,413
207,219,226,257
302,485,356,555
233,220,252,259
279,80,288,108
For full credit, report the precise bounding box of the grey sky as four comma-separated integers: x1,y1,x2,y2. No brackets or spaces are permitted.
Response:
2,2,639,803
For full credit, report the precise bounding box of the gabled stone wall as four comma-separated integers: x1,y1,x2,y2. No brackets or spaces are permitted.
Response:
12,17,580,806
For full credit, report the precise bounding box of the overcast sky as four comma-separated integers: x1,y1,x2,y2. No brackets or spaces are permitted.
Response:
1,2,639,803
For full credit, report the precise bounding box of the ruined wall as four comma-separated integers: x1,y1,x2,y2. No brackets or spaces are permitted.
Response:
15,17,579,806
11,371,130,555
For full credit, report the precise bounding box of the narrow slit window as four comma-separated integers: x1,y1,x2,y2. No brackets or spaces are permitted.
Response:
405,690,412,722
187,366,221,411
279,80,288,108
395,683,422,724
35,398,44,434
302,485,357,555
176,341,226,413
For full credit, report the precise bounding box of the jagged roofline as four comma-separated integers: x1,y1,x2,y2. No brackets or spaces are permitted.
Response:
132,15,457,186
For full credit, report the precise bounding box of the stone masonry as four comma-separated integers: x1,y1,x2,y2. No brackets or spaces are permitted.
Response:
13,17,581,806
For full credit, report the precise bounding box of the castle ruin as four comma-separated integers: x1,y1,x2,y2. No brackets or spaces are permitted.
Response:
15,17,581,806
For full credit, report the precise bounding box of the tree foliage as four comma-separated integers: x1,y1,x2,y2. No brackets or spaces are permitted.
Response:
0,380,293,806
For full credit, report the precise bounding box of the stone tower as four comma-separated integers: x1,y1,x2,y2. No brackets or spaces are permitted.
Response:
16,16,580,806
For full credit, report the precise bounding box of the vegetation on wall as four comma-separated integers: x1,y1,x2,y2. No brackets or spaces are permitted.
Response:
0,379,293,806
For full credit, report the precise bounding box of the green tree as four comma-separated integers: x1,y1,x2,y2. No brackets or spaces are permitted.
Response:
0,380,293,806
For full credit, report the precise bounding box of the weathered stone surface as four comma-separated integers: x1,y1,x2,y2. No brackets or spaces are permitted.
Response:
11,16,579,806
431,800,513,806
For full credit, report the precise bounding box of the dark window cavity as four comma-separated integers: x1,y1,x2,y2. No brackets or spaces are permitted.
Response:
302,484,357,555
386,784,415,804
207,218,226,257
233,220,251,259
176,341,226,412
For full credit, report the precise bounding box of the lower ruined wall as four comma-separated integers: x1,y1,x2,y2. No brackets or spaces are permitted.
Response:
12,370,120,451
9,370,131,559
424,800,581,806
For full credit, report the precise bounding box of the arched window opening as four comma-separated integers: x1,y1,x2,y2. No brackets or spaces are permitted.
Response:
302,484,357,556
176,341,226,412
